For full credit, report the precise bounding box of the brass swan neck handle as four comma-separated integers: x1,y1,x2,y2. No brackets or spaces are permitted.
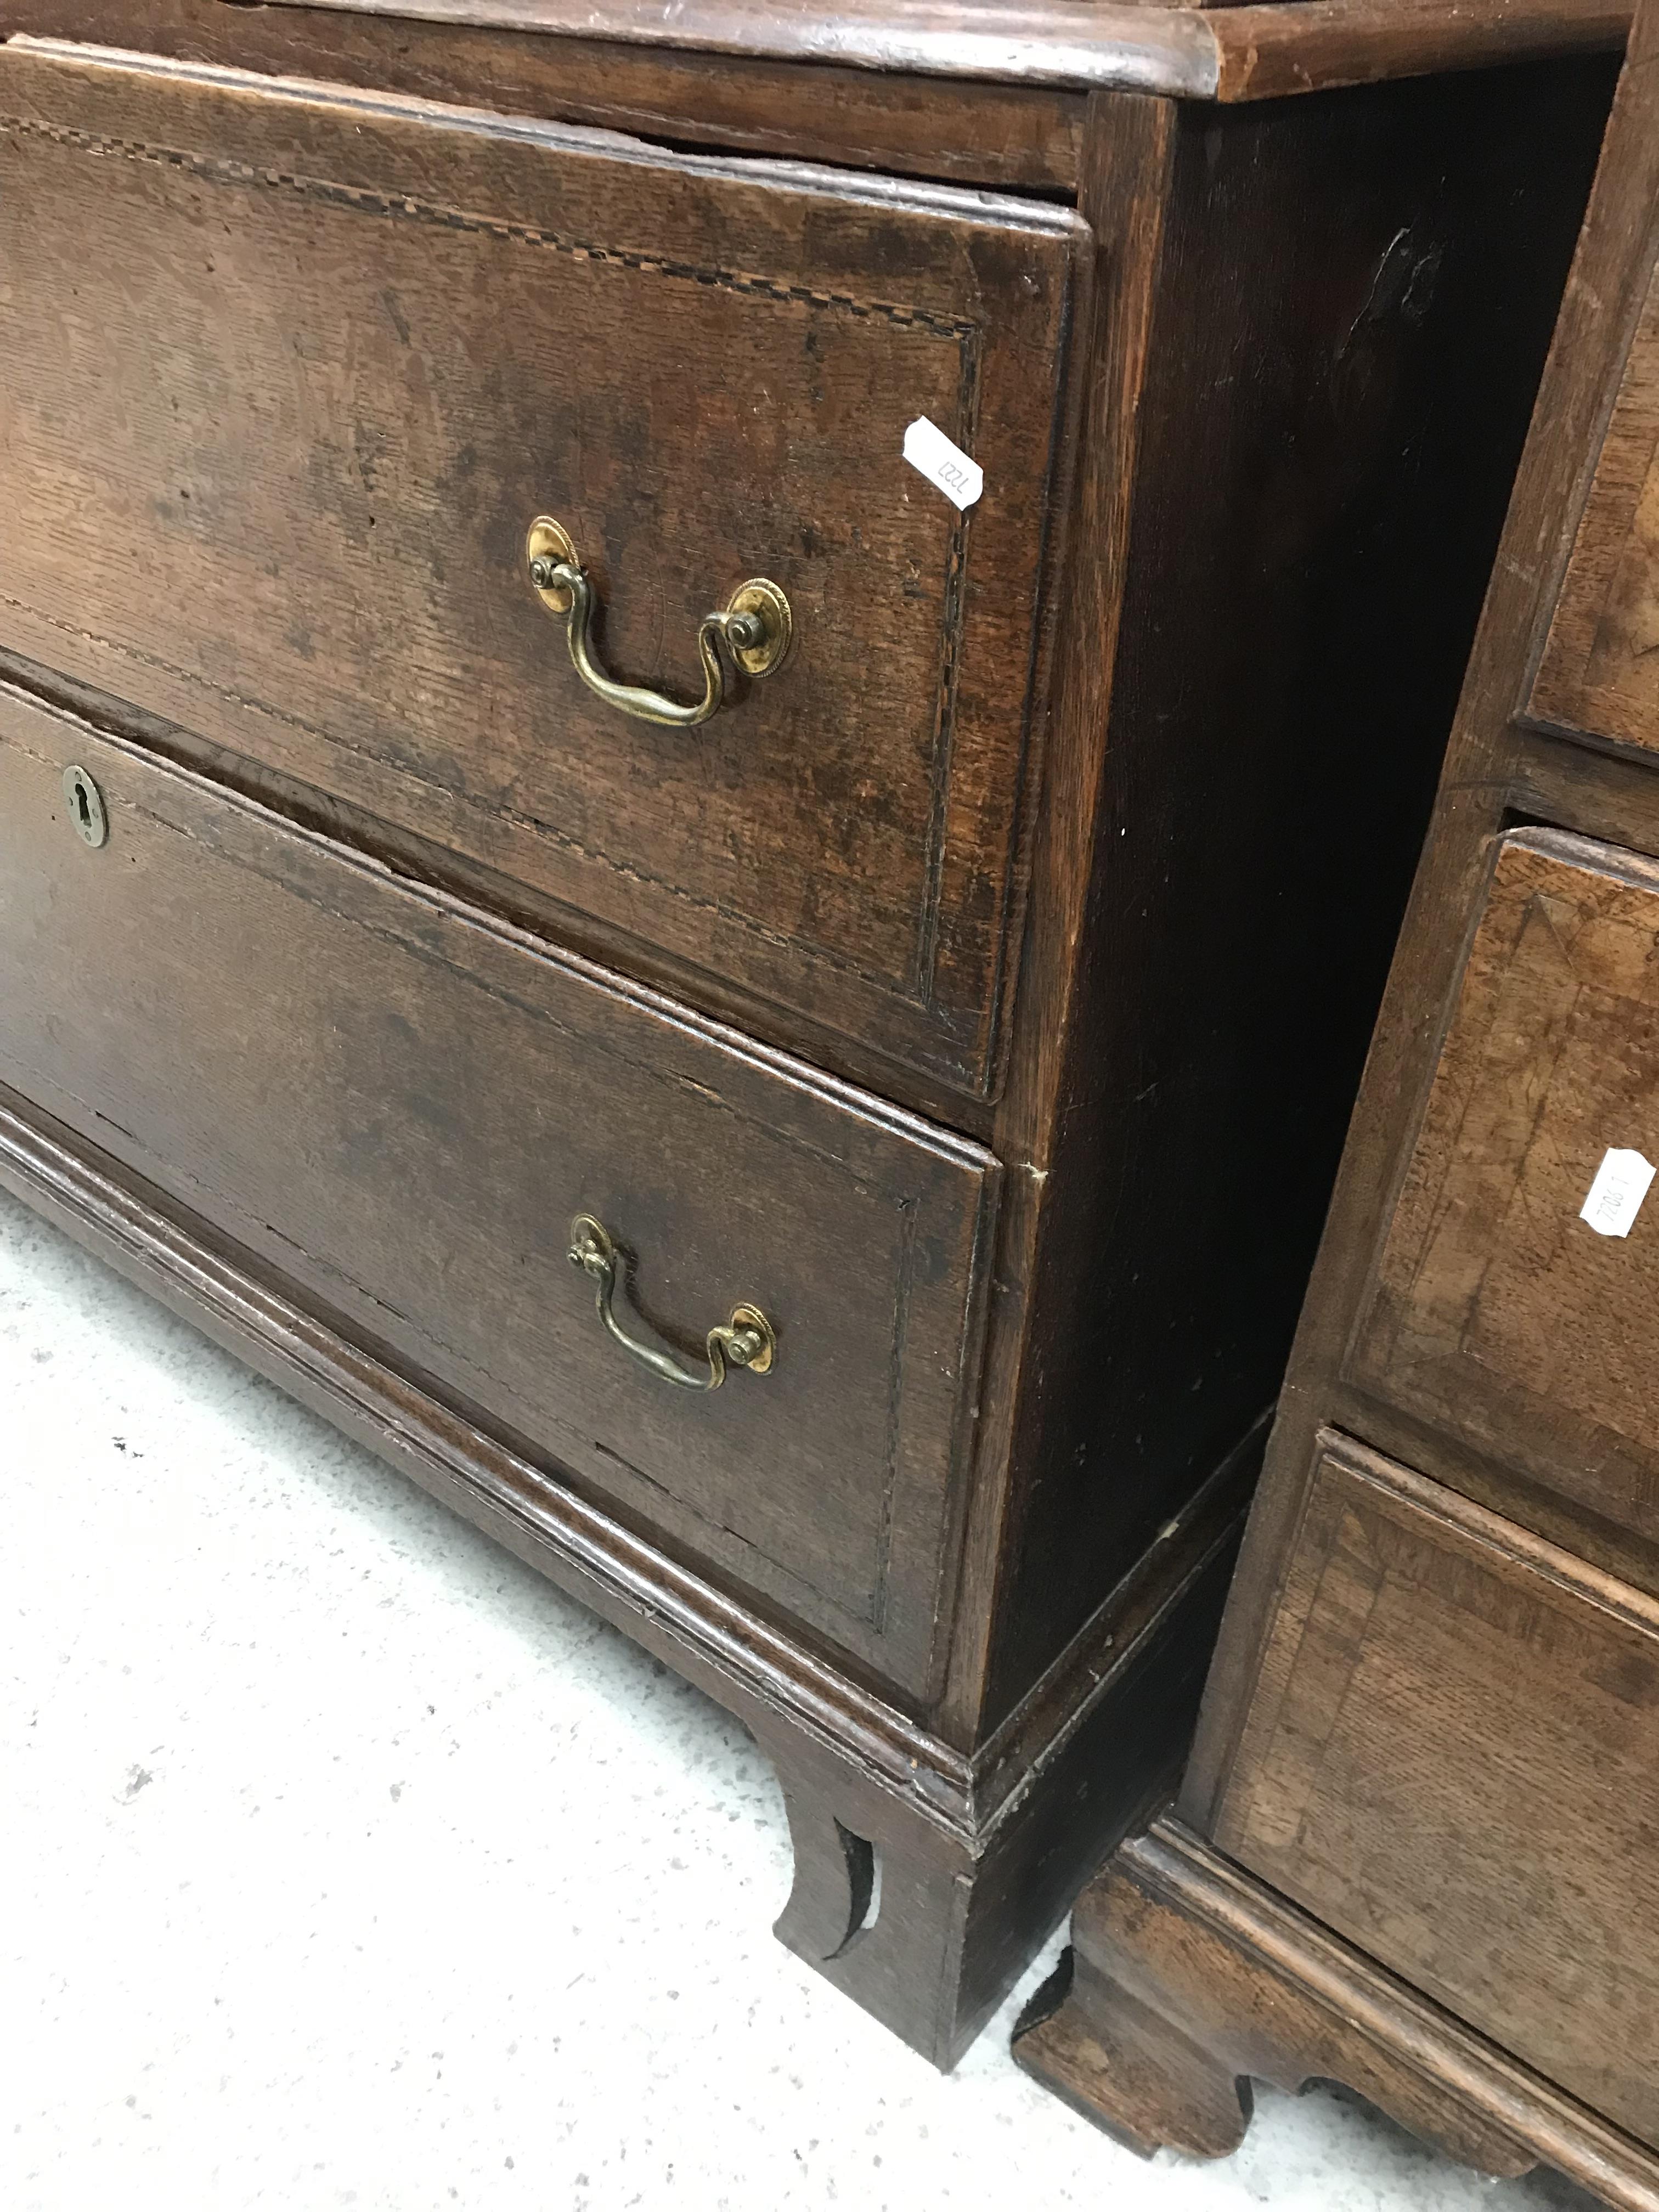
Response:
567,1214,776,1392
527,517,792,729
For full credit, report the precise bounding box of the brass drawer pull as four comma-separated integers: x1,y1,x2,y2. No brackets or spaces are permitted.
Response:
527,517,792,728
567,1214,776,1391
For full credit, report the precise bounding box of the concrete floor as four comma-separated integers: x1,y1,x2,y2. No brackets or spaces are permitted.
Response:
1,1184,1600,2212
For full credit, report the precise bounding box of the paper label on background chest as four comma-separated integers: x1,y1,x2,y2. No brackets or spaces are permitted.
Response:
1580,1147,1656,1238
902,417,983,511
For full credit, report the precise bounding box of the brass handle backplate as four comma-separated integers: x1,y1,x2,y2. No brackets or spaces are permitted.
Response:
527,517,792,728
567,1214,776,1392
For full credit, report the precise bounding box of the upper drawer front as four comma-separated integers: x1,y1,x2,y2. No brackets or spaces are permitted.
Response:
0,42,1086,1099
0,682,996,1698
1351,827,1659,1554
1533,242,1659,752
1215,1432,1659,2148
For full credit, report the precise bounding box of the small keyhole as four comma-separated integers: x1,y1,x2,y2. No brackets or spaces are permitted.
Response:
62,765,108,849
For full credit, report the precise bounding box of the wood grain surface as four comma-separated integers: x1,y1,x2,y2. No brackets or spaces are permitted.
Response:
241,0,1629,100
0,1058,1245,2065
1015,1815,1659,2207
1023,0,1659,2159
244,0,1226,93
1215,1434,1659,2152
1352,829,1659,1553
0,680,998,1699
1534,251,1659,751
0,38,1085,1098
0,0,1626,2072
0,0,1088,189
1183,0,1659,1842
975,57,1615,1717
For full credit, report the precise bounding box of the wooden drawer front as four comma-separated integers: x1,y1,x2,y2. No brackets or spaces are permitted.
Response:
0,684,996,1695
1216,1433,1659,2148
1533,239,1659,751
0,41,1086,1099
1352,827,1659,1551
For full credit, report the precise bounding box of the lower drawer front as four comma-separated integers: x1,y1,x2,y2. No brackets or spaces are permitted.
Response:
1215,1431,1659,2147
0,685,996,1696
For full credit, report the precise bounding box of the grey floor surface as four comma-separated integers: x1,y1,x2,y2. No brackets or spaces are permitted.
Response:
1,1185,1601,2211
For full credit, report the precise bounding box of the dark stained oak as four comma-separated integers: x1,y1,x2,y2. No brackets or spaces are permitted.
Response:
1030,0,1659,2175
1014,1818,1659,2210
978,57,1612,1717
241,0,1629,99
0,685,996,1697
0,1065,1247,2067
0,4,1616,2067
1534,255,1659,752
1207,0,1627,95
1185,0,1659,1801
1,0,1090,189
1352,830,1659,1554
1216,1436,1659,2151
0,38,1086,1098
10,0,1626,167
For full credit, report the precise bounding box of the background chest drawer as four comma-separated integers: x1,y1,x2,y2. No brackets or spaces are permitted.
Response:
0,684,996,1697
1351,826,1659,1558
1533,249,1659,754
1214,1431,1659,2153
0,40,1086,1098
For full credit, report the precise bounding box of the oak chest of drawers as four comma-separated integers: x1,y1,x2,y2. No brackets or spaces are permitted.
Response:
1015,0,1659,2190
0,0,1618,2062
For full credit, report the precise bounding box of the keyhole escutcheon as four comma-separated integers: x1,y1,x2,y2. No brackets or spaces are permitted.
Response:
63,765,109,850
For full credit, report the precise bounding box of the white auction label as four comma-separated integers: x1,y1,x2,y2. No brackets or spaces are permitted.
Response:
1580,1146,1656,1238
902,416,983,511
